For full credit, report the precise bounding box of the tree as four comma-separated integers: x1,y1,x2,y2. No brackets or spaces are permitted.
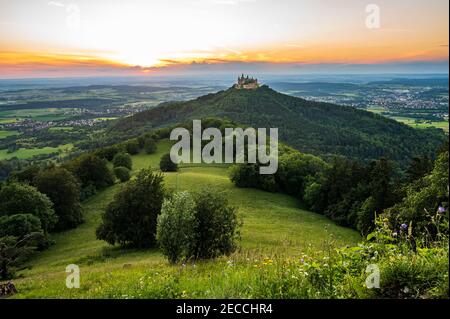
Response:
96,168,165,248
95,145,121,161
144,138,157,154
0,214,43,238
68,154,114,189
405,156,433,183
125,139,140,155
156,190,240,263
276,152,328,198
0,183,57,234
112,152,132,170
160,153,178,172
156,192,197,263
34,167,84,231
189,190,240,260
114,166,131,183
0,233,45,279
8,165,41,185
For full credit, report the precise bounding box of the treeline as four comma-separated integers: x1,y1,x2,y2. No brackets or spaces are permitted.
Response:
230,141,449,238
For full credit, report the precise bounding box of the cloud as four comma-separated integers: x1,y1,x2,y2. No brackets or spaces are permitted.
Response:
47,1,65,7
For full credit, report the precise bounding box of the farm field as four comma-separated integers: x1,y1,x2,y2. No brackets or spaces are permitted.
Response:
12,139,360,298
392,117,449,132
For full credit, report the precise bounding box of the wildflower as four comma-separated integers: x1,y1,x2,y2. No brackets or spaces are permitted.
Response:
438,206,446,213
392,232,398,238
400,224,408,231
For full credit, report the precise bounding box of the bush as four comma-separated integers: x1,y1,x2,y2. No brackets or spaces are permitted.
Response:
96,168,165,248
144,138,157,154
125,139,140,155
157,192,197,263
34,167,84,231
157,190,240,263
80,184,97,201
189,190,240,259
382,151,449,240
112,152,132,170
0,183,57,233
114,166,131,182
0,214,43,238
67,154,115,190
160,153,178,172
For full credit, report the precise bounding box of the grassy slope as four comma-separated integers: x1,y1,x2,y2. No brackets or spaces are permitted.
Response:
13,140,360,298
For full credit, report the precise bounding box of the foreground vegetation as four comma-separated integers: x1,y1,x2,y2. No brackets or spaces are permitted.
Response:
1,129,448,299
3,140,362,298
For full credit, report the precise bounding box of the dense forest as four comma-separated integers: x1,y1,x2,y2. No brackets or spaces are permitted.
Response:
114,85,446,166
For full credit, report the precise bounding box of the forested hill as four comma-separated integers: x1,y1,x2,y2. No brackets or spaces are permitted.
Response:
114,85,446,165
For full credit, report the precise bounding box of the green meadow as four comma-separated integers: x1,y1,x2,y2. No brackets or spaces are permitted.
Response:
0,144,73,160
392,117,449,132
0,130,19,139
12,139,360,298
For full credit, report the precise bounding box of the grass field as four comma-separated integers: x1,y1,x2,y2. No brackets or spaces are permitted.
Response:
0,130,19,139
366,108,449,133
392,117,449,132
12,140,360,298
0,108,78,122
0,143,73,160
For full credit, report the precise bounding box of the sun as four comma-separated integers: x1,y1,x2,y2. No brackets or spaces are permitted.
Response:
114,52,162,68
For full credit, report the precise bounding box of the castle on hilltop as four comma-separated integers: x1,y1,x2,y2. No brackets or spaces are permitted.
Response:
234,74,259,89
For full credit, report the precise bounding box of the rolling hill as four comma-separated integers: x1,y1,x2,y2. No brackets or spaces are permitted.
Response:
114,85,446,165
13,140,359,298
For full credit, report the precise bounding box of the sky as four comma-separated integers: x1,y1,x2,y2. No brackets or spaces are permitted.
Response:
0,0,448,78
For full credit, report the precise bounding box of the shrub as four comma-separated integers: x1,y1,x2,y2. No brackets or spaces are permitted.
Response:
96,168,165,248
80,184,97,201
112,152,132,170
114,166,131,182
144,138,157,154
34,167,84,231
156,192,197,263
125,139,140,155
160,153,178,172
0,183,57,233
382,151,449,240
0,214,43,238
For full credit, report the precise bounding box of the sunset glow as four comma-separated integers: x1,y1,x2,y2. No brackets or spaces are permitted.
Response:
0,0,448,78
